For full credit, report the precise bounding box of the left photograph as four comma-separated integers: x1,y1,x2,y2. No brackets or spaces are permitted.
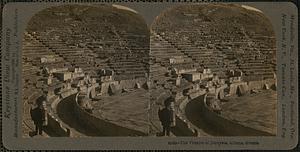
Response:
22,4,150,137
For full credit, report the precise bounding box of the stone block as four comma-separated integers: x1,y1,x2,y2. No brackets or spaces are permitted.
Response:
182,72,201,82
235,71,243,77
108,84,122,96
237,84,249,96
134,82,141,89
176,77,181,86
143,81,151,90
54,72,72,81
72,72,85,79
100,81,118,95
229,77,234,83
218,88,225,99
89,87,96,98
263,84,270,90
119,79,135,89
188,92,198,100
79,85,87,92
271,83,277,90
248,81,263,90
208,87,216,94
229,83,238,96
47,77,52,85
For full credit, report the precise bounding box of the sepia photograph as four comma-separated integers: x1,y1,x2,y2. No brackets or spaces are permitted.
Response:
21,3,277,138
2,0,299,150
22,4,150,137
149,4,277,137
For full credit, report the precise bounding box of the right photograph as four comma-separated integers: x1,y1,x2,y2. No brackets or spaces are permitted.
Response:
149,3,277,137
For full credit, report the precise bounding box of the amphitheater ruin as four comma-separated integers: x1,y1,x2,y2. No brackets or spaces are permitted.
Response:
22,4,277,137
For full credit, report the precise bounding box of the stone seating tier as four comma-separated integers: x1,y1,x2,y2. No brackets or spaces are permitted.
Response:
240,65,273,70
53,49,86,54
22,66,39,73
149,68,167,80
114,73,145,81
151,33,193,69
153,29,275,82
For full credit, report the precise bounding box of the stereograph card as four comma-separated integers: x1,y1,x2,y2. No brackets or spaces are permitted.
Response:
1,0,298,150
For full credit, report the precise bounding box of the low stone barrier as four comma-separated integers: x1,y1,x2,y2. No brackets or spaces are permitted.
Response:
47,112,71,136
171,115,197,136
73,93,147,136
49,95,60,113
228,79,276,96
247,80,264,90
200,95,273,136
46,90,79,137
175,93,205,136
60,88,77,99
178,97,189,112
100,78,147,95
188,89,206,100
